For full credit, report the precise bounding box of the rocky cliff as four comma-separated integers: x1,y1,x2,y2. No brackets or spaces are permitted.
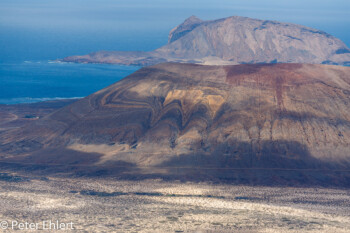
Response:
63,16,350,66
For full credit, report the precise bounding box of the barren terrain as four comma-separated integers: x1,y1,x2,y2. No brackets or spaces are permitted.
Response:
1,63,349,186
0,99,78,133
0,173,349,232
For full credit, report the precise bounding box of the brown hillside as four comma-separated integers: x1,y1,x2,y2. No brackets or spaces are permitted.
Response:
1,63,350,185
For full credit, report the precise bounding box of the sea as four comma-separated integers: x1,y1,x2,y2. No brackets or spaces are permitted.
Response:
0,61,140,104
0,24,165,104
1,0,349,104
0,1,169,105
0,22,166,105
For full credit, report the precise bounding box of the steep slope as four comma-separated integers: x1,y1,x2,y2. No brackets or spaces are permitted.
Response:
63,16,350,66
168,15,203,43
1,63,350,185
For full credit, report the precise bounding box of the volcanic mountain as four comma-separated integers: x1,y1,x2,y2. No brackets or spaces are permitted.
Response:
63,15,350,66
1,63,350,186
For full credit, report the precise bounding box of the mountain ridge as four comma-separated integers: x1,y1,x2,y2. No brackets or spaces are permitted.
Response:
1,63,350,185
62,15,350,66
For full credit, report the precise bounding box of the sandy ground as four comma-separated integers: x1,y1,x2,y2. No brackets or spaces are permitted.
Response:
0,174,349,232
0,99,77,132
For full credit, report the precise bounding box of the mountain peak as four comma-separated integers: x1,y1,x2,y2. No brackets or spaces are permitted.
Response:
168,15,203,43
184,15,202,24
161,15,350,64
64,15,350,66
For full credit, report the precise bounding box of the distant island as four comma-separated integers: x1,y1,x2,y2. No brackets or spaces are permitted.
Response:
63,15,350,66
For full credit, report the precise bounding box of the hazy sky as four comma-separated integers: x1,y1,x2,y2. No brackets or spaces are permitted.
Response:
1,0,350,61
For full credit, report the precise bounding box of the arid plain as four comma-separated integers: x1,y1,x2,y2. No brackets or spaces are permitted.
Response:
0,172,349,233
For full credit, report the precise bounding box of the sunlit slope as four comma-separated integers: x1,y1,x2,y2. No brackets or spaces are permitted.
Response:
1,63,350,185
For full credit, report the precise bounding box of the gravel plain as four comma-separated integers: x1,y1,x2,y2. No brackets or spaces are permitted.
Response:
0,173,349,232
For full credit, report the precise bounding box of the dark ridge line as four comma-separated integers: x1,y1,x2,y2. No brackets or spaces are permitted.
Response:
0,161,350,172
78,190,225,199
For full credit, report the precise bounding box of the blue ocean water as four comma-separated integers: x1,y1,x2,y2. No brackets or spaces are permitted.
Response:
1,0,349,105
0,61,139,104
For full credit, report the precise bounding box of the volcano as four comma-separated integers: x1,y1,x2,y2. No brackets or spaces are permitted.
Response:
1,63,350,185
